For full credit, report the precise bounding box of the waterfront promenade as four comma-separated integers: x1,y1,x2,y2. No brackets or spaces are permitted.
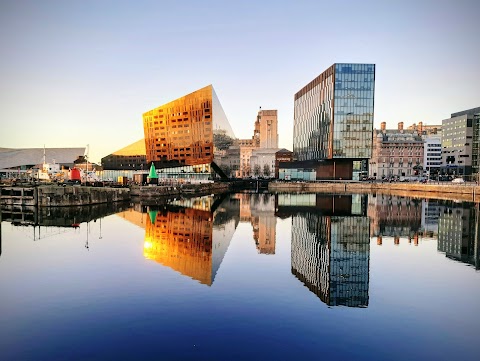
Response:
3,181,480,208
269,181,480,202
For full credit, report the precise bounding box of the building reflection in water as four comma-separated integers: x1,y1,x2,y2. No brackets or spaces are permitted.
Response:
278,194,370,307
142,195,240,286
438,202,479,270
234,193,277,254
366,193,479,269
368,194,423,240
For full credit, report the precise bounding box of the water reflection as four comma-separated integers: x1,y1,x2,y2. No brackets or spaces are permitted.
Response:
1,193,479,360
234,193,277,254
278,194,370,307
143,195,239,286
1,202,130,229
366,194,479,269
1,193,478,275
438,202,479,269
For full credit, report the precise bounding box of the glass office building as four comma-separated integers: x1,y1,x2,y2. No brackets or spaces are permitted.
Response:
293,63,375,179
143,85,236,173
281,194,371,307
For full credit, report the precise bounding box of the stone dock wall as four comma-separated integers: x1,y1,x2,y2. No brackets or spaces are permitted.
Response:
1,182,232,208
1,185,130,207
269,182,480,202
131,182,230,203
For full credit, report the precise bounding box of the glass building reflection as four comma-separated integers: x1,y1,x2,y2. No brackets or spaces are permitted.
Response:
143,195,240,285
278,194,370,307
437,202,479,270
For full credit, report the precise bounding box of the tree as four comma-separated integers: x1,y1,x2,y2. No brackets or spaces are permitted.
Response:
213,131,234,150
253,164,261,177
220,165,231,177
263,164,271,178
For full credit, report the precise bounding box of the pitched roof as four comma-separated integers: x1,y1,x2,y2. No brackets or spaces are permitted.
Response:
111,139,146,156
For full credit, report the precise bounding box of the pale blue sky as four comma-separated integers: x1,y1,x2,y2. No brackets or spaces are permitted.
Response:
1,0,478,163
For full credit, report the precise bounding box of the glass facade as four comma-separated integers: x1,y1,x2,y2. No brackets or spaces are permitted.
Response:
288,194,370,307
278,168,316,181
293,63,375,161
143,85,236,167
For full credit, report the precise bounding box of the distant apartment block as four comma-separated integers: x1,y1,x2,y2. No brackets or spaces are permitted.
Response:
441,107,480,179
423,134,442,178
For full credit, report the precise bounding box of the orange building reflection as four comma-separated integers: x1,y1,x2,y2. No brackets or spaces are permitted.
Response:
144,207,214,285
142,195,239,286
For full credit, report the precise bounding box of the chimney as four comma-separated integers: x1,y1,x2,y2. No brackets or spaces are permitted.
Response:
398,122,404,131
381,122,386,131
418,122,423,133
377,236,382,246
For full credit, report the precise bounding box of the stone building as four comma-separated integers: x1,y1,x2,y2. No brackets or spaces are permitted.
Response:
369,122,424,179
254,109,278,148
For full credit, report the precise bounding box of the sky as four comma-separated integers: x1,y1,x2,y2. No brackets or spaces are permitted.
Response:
0,0,479,163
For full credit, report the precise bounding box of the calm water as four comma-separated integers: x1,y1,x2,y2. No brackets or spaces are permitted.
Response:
1,193,479,361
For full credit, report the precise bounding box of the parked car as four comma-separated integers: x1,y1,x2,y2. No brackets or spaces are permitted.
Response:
451,178,465,183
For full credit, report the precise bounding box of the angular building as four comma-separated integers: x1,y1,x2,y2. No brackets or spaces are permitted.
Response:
142,85,236,178
293,63,375,180
101,139,147,170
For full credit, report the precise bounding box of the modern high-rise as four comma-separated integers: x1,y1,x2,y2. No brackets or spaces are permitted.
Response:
142,85,236,177
293,63,375,180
